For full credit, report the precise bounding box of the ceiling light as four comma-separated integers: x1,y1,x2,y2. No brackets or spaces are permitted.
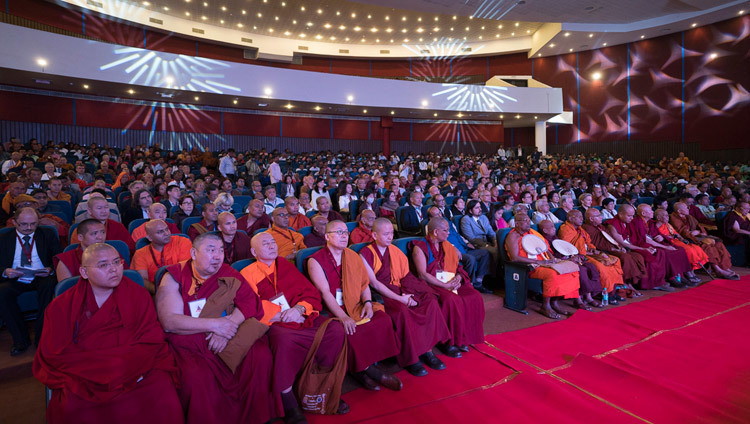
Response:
465,27,469,31
237,23,243,28
739,10,745,15
142,1,150,5
317,9,322,14
163,6,168,10
324,23,331,29
264,87,272,96
241,9,246,14
220,5,226,11
602,42,607,46
417,28,424,33
710,53,718,59
433,113,438,117
549,43,555,47
330,36,336,40
36,58,47,67
361,38,366,42
515,114,521,119
351,12,356,18
128,89,135,94
457,113,463,118
293,20,297,24
390,111,395,115
220,19,224,24
339,25,346,30
453,16,457,20
450,27,454,31
300,6,305,11
274,16,279,20
515,22,519,27
367,14,372,19
371,27,378,33
499,115,504,119
354,26,361,31
404,38,409,42
391,39,395,42
316,34,322,39
527,30,530,33
284,31,291,36
402,16,407,21
498,24,503,29
300,33,306,38
83,84,89,89
185,11,190,16
281,2,285,5
386,28,393,33
691,23,697,27
268,28,273,32
569,48,573,52
434,16,439,21
202,15,207,20
385,15,390,20
537,53,541,56
640,35,645,39
402,29,407,33
165,76,174,85
421,100,428,107
564,32,570,37
419,37,423,41
345,37,350,41
481,26,485,30
433,27,439,32
496,34,500,38
376,38,380,42
257,12,261,17
589,33,594,38
306,22,313,26
363,109,367,113
511,32,514,36
285,104,293,109
591,72,602,80
194,96,199,101
314,106,321,111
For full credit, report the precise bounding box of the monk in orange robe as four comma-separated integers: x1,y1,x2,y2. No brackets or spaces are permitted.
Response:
653,209,709,273
285,197,311,231
130,203,180,242
157,232,280,424
558,210,624,297
505,213,580,319
267,207,306,261
71,196,135,253
241,232,347,422
349,209,376,245
34,243,183,424
131,220,192,292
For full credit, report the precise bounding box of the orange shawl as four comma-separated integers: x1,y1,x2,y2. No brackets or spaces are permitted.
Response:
365,244,409,287
342,248,384,319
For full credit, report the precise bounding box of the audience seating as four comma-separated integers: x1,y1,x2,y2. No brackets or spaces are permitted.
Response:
392,236,422,256
349,242,369,253
497,228,543,314
231,258,256,272
298,226,312,237
295,246,322,275
134,234,191,251
181,217,202,235
128,218,175,234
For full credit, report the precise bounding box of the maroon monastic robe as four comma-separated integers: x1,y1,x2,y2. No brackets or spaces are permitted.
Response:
165,261,280,424
608,216,668,289
583,223,647,285
360,243,450,367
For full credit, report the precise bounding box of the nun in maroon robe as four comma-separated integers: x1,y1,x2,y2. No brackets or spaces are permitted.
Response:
164,260,280,424
360,242,450,368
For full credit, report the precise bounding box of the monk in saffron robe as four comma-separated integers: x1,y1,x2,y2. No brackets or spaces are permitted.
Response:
635,204,697,285
583,208,646,296
607,204,675,291
241,233,347,423
157,232,279,424
670,202,739,280
132,220,193,292
286,197,311,231
349,209,376,245
55,219,107,282
308,220,402,393
411,217,485,353
218,212,253,263
34,243,183,424
236,199,271,235
361,218,451,377
558,210,624,301
506,213,581,319
654,208,709,273
267,207,306,261
71,196,135,253
187,203,218,240
130,203,180,242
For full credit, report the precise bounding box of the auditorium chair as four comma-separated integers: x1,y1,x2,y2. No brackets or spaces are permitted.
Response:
497,228,543,315
231,258,256,272
181,216,202,235
134,234,191,251
64,240,132,266
232,195,252,214
295,246,323,275
392,237,422,256
298,226,312,237
128,218,175,234
54,270,145,297
349,242,369,253
154,265,170,293
345,222,357,234
348,200,361,221
48,200,73,223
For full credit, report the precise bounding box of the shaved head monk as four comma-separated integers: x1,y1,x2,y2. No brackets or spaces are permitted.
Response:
360,218,451,377
285,197,311,231
237,199,271,235
54,218,107,282
130,203,180,242
505,213,580,319
241,232,346,423
308,220,402,394
131,220,192,292
217,211,253,264
411,217,486,353
349,209,376,245
303,215,327,248
268,207,307,261
34,243,183,424
187,203,218,241
654,208,711,279
635,204,696,285
71,196,135,253
157,232,280,424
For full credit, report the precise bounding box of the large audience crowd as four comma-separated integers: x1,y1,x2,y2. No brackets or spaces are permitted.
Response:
1,136,749,424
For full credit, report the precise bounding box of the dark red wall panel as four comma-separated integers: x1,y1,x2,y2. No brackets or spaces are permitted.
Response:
145,30,196,56
292,57,330,74
223,113,280,137
332,119,369,140
75,100,152,130
83,15,144,48
371,60,411,77
463,124,503,143
154,108,222,134
283,117,330,139
489,53,532,76
0,91,73,125
411,59,451,78
330,59,370,76
576,46,629,143
452,57,487,78
9,0,83,34
412,122,457,142
391,122,412,141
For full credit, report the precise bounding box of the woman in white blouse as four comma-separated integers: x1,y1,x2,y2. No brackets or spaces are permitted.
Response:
337,182,357,213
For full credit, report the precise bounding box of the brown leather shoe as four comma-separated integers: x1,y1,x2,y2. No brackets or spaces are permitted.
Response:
378,372,403,391
283,406,308,424
355,372,381,391
337,399,350,415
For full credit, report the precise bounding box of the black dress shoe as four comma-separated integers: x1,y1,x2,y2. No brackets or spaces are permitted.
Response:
419,351,446,370
378,373,403,391
438,343,462,358
456,344,470,353
473,284,493,294
612,294,626,302
10,343,30,357
405,362,428,377
283,406,308,424
337,399,350,415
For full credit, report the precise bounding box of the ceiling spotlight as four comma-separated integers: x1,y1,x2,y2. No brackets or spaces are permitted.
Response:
549,43,555,47
354,26,361,31
417,28,424,33
242,10,246,14
640,35,645,39
317,9,322,14
534,116,538,119
500,115,504,119
564,32,570,37
421,100,428,107
194,96,199,101
390,110,395,115
237,23,243,28
691,23,697,27
569,48,573,52
202,15,207,20
498,24,503,29
83,84,89,89
347,95,354,102
457,113,463,118
314,106,321,111
128,89,135,94
515,22,519,26
36,58,47,67
284,104,293,109
602,42,607,46
264,87,272,96
371,28,378,33
385,15,390,20
220,5,226,11
351,12,356,18
233,99,238,104
591,71,602,80
142,1,150,5
516,114,521,119
324,23,331,28
165,76,174,85
709,53,718,59
402,16,407,21
257,12,262,17
433,113,438,117
739,10,745,15
339,25,346,30
589,33,594,37
185,11,190,16
163,6,168,10
363,109,367,113
300,6,305,11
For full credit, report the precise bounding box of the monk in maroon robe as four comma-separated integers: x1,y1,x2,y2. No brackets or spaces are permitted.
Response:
308,220,402,393
636,204,696,285
411,218,485,355
349,210,376,245
186,203,218,241
360,218,451,377
217,212,253,263
54,219,107,282
71,196,135,253
241,232,347,422
34,243,183,424
236,199,271,235
157,232,279,424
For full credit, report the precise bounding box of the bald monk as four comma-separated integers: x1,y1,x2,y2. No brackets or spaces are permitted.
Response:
34,243,183,424
71,196,135,253
286,197,311,231
606,205,675,292
315,197,344,223
241,233,348,422
303,215,327,248
349,209,376,245
558,210,625,304
54,219,107,282
131,220,192,292
538,220,598,310
267,207,306,261
157,232,279,424
361,218,451,377
654,208,710,278
411,218,485,354
308,220,402,393
505,213,580,319
670,202,739,280
187,203,218,241
583,208,645,297
237,199,271,235
130,203,180,242
218,212,253,264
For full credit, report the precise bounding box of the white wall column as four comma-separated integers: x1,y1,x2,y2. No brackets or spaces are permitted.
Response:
535,121,547,155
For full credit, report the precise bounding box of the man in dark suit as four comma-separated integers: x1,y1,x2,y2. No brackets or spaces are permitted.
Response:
0,207,62,356
399,191,425,236
432,193,453,221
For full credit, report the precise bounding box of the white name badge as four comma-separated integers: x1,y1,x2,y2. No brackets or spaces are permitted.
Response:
436,271,455,284
335,288,344,306
269,293,291,312
188,298,207,318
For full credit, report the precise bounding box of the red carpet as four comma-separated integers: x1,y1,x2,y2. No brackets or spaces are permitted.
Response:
308,277,750,423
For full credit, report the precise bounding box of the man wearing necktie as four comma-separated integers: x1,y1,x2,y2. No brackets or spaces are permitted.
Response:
0,207,62,356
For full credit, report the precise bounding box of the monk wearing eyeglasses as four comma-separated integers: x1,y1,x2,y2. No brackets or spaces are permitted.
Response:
267,207,306,261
